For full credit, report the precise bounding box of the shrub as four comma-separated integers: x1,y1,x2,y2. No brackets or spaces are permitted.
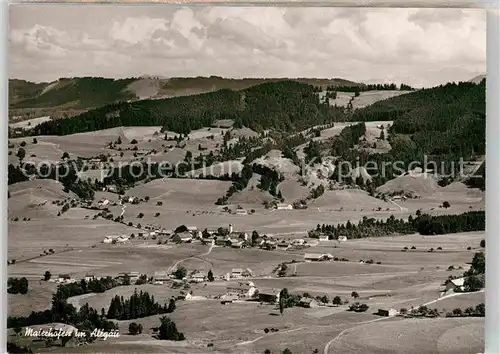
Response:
442,201,451,208
128,322,143,335
452,308,462,316
137,213,144,218
467,246,472,250
480,239,485,248
155,213,160,217
332,296,342,306
156,201,163,206
131,139,138,144
411,246,416,250
437,247,442,250
264,328,269,333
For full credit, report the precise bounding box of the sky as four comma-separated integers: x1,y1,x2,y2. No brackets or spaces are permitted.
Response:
9,5,486,87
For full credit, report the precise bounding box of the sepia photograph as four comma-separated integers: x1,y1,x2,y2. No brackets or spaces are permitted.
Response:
6,4,486,354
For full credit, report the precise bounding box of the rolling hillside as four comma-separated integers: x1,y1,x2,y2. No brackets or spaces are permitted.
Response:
28,81,346,136
9,76,362,116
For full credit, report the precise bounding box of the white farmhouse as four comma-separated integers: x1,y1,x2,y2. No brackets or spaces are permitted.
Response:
276,203,293,210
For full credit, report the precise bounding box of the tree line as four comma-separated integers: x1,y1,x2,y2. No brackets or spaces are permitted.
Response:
325,83,415,92
107,289,176,320
310,211,485,239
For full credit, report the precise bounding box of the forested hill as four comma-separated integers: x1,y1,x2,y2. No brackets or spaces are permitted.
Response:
333,80,485,186
9,78,137,109
29,81,345,136
353,80,486,157
350,80,485,123
9,76,361,110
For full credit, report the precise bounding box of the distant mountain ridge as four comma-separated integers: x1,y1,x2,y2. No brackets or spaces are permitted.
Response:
9,76,361,110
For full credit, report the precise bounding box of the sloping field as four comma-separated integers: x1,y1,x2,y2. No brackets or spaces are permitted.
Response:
127,178,232,209
203,247,298,276
125,78,161,99
8,242,207,281
328,317,483,354
8,180,74,219
325,91,355,107
309,189,396,211
351,90,412,109
67,284,183,311
428,291,484,312
9,116,52,129
188,160,243,178
252,150,300,177
9,179,67,197
8,281,58,317
230,127,259,139
437,182,485,202
277,179,310,202
227,174,275,206
377,172,440,197
7,219,136,262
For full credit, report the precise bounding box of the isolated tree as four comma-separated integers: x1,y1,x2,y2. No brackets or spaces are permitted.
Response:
61,152,70,160
277,190,283,200
167,298,176,313
251,230,259,246
379,129,385,140
332,296,342,306
117,136,122,145
20,141,27,147
351,291,359,299
442,201,451,209
207,270,214,282
279,296,285,316
32,138,38,144
16,148,26,161
43,271,51,281
129,322,142,335
282,349,292,354
158,316,185,341
480,239,485,248
174,267,187,280
130,139,138,144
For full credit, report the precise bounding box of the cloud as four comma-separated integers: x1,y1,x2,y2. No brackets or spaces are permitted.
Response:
8,6,486,87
